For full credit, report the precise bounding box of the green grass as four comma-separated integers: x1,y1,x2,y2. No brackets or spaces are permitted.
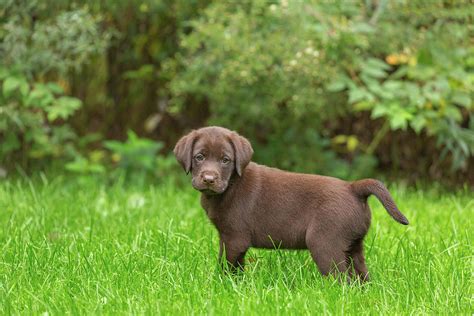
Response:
0,175,472,315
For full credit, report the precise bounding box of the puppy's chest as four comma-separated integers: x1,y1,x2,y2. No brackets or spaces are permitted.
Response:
201,203,237,234
200,194,249,234
204,205,230,229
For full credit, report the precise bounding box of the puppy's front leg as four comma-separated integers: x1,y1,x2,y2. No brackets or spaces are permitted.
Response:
218,236,249,272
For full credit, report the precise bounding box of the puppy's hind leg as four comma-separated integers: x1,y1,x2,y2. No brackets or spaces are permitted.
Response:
305,225,350,282
348,238,370,282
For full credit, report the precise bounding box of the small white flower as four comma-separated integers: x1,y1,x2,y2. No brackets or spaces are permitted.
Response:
95,191,110,217
270,4,277,12
296,52,302,58
289,60,297,66
128,193,146,209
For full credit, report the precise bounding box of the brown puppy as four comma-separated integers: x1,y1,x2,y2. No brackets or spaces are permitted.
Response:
174,126,409,282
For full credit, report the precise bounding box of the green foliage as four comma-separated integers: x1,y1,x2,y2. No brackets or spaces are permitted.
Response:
104,130,163,175
0,68,80,162
1,0,472,182
65,131,181,185
1,4,109,75
169,0,473,175
65,0,212,140
347,17,473,170
65,155,106,175
0,2,109,167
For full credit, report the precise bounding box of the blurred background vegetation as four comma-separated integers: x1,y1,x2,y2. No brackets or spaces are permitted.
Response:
0,0,473,185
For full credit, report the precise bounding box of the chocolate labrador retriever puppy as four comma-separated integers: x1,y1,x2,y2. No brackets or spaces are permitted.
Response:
174,126,409,282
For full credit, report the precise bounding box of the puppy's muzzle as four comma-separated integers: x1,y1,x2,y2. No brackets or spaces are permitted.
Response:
196,171,226,194
202,174,216,185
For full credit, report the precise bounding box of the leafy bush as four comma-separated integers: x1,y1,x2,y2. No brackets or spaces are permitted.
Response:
104,130,163,175
65,153,106,175
168,0,473,177
1,0,472,183
65,130,181,186
0,3,109,168
0,68,81,163
343,7,473,171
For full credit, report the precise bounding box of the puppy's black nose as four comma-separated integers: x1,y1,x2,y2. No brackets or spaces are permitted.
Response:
203,174,216,185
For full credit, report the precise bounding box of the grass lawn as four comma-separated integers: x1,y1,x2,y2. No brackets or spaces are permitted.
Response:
0,175,472,314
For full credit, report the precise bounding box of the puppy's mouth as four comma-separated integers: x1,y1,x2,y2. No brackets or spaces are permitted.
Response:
192,180,227,195
198,188,221,195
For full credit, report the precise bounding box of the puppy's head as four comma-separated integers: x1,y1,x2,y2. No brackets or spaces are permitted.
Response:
174,126,253,195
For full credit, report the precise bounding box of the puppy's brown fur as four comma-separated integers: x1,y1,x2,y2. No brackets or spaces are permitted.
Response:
174,126,409,282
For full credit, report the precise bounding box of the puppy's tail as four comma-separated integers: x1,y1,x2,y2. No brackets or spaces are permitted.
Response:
351,179,409,225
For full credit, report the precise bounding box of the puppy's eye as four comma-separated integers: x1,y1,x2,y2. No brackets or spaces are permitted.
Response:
195,154,205,162
222,157,231,164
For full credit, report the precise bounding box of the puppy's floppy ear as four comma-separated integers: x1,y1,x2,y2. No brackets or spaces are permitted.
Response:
229,132,253,176
173,130,197,174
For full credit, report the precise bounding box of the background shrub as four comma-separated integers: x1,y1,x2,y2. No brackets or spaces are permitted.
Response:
0,2,109,169
0,0,472,184
168,0,473,180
